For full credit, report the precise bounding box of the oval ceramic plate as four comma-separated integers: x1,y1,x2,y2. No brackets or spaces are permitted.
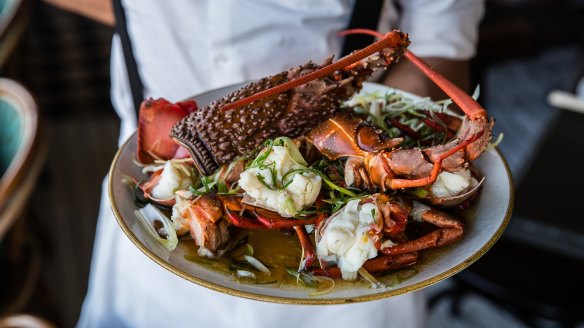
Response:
109,82,514,304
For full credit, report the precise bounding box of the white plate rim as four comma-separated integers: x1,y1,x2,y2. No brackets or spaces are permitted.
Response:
108,82,514,304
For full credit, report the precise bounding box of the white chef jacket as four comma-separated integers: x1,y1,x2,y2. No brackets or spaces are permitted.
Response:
78,1,483,327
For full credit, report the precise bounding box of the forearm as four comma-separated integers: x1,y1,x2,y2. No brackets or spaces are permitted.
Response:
383,57,470,100
388,0,482,99
42,0,114,26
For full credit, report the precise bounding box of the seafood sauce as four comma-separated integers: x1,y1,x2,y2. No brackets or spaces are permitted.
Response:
184,229,307,286
185,201,476,291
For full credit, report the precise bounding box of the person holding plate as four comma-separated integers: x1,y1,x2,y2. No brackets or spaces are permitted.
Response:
43,0,484,327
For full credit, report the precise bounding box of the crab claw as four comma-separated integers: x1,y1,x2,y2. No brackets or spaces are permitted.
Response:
137,98,197,164
314,252,418,278
381,202,463,256
294,225,316,271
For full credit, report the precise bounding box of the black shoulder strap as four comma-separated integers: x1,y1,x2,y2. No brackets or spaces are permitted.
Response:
341,0,385,56
112,0,144,117
113,0,381,113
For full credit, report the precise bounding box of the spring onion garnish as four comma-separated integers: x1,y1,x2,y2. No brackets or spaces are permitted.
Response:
358,267,385,289
485,132,504,152
238,136,324,217
471,85,480,100
229,259,257,272
134,204,178,251
407,187,429,199
274,137,308,166
243,255,271,275
217,181,228,194
247,139,274,169
246,137,308,191
282,168,356,197
323,195,368,214
345,90,460,148
256,172,277,190
286,269,319,288
236,270,257,280
184,157,246,196
121,174,137,188
230,243,254,259
189,174,218,195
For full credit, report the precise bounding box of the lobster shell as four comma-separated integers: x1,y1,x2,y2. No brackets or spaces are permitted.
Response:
171,30,410,175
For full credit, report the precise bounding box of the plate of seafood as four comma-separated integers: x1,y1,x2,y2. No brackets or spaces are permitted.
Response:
109,30,513,304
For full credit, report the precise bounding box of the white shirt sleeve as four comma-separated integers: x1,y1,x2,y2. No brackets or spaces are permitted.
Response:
397,0,485,60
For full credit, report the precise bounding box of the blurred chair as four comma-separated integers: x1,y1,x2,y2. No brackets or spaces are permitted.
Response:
0,78,46,315
0,0,28,69
0,78,42,239
430,2,584,325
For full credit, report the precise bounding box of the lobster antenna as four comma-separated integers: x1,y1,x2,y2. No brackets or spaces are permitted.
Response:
221,30,407,112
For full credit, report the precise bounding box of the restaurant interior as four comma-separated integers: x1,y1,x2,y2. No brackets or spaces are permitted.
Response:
0,0,583,327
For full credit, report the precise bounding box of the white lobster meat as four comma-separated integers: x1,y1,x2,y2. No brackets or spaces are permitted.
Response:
316,199,381,280
238,141,321,217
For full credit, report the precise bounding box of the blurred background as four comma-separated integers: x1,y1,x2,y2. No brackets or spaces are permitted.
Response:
0,0,583,327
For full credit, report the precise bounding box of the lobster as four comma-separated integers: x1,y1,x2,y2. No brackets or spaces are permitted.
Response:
314,194,463,280
134,28,491,276
169,30,410,176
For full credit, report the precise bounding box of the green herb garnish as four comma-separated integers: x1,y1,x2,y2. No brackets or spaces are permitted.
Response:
286,268,319,288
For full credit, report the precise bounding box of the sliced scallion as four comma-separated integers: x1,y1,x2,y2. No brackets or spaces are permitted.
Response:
273,137,308,167
243,255,271,275
286,269,319,288
236,270,257,280
358,267,385,289
134,204,178,251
